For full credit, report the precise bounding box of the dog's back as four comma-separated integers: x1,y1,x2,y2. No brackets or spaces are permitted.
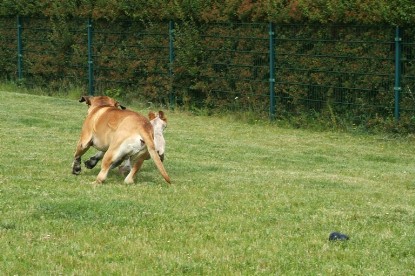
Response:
73,95,170,184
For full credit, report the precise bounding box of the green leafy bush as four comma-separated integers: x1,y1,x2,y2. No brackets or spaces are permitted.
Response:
2,0,415,25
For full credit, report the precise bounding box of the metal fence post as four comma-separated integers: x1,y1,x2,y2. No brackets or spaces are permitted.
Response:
17,15,23,81
169,20,175,108
269,22,276,120
394,26,402,121
87,18,94,96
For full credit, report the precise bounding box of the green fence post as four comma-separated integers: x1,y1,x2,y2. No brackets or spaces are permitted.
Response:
269,22,276,120
169,20,175,109
87,18,94,96
394,26,402,121
17,15,23,81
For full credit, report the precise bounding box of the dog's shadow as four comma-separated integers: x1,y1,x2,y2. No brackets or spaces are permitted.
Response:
82,166,159,185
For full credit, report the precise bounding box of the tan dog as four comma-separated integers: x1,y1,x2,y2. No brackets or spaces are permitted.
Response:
72,96,171,184
84,110,167,173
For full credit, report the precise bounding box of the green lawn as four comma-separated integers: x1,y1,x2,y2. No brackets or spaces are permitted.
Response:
0,91,414,274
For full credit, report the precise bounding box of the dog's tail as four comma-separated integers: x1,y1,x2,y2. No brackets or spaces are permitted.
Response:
141,128,171,184
148,147,171,184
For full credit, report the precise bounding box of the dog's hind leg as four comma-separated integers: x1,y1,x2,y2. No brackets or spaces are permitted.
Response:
124,157,145,184
95,146,128,184
95,154,113,184
110,157,124,169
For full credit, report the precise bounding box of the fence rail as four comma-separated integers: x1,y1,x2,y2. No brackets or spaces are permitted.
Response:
1,16,415,124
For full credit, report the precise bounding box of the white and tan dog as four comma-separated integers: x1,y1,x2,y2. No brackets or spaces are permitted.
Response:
72,96,171,184
84,110,167,174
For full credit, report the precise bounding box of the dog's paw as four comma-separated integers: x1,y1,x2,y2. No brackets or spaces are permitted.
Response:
72,158,82,175
124,176,135,184
84,159,97,169
72,167,81,175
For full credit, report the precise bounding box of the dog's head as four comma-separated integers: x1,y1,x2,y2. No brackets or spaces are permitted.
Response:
149,111,167,162
79,96,126,111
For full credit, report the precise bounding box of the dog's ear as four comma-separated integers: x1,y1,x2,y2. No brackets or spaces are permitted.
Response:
148,111,156,120
113,100,126,110
79,96,91,105
158,111,167,122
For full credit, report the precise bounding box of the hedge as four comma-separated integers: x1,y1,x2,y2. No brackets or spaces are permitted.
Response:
1,0,415,25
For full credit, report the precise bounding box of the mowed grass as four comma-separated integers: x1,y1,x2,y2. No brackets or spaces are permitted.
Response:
0,91,414,274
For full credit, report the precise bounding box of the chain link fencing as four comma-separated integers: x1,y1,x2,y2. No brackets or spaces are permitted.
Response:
1,16,415,126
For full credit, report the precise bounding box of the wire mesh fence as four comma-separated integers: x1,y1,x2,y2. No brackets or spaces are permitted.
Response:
17,17,87,90
1,16,415,125
92,20,171,102
275,24,396,121
0,16,17,80
198,23,270,113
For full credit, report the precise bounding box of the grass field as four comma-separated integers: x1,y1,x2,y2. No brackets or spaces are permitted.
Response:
0,90,414,274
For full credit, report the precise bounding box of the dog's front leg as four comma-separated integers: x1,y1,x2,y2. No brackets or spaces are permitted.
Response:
85,151,105,169
72,139,92,175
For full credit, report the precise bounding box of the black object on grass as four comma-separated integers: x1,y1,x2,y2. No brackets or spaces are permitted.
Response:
329,232,349,241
